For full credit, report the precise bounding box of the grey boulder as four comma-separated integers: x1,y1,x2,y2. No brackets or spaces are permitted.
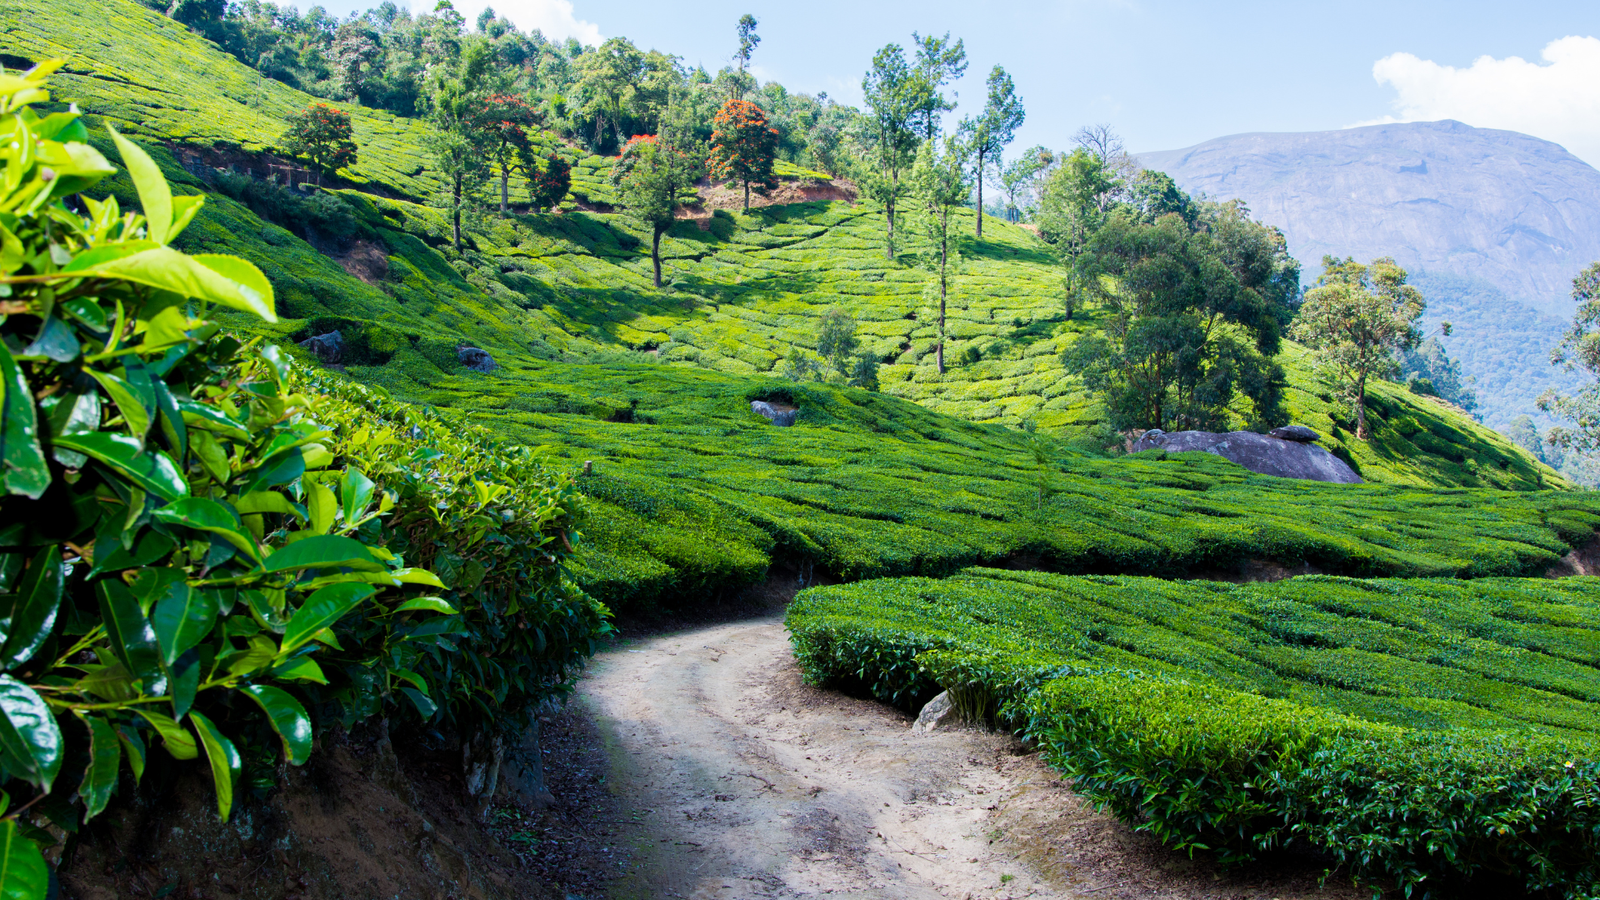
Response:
912,691,956,733
1269,425,1321,443
1130,429,1361,484
458,346,497,373
297,330,343,365
750,400,798,426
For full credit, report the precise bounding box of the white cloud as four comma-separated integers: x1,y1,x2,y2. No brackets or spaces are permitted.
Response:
430,0,603,46
1363,36,1600,167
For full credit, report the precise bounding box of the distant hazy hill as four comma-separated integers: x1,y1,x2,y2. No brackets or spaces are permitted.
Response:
1139,121,1600,428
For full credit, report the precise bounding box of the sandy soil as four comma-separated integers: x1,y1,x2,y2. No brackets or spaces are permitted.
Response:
579,616,1369,900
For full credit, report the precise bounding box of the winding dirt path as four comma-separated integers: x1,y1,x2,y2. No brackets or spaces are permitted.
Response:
578,616,1363,900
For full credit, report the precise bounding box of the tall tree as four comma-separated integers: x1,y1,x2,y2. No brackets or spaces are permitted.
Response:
478,92,539,213
574,37,645,150
911,135,970,374
909,32,966,141
707,99,778,211
993,145,1053,221
280,103,358,183
1291,256,1425,439
1035,148,1120,318
958,65,1023,238
731,14,759,100
1062,200,1296,432
428,77,490,252
862,44,923,260
1539,261,1600,452
611,92,703,287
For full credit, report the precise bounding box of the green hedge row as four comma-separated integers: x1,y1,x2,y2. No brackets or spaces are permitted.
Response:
786,569,1600,896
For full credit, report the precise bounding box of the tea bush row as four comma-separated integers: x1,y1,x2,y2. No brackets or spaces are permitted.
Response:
786,569,1600,895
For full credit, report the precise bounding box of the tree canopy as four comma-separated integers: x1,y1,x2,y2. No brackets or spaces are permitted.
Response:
1292,256,1426,439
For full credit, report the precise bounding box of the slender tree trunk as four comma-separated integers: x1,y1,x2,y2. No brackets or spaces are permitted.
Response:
1355,374,1369,439
975,148,984,238
885,166,897,261
651,225,663,288
937,239,948,375
452,175,463,253
743,179,750,211
500,165,509,215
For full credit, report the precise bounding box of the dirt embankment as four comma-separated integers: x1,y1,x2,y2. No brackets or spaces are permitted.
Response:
576,614,1365,900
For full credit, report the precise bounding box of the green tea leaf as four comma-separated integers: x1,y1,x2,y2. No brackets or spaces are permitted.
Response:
0,675,61,791
167,649,199,720
52,432,186,500
151,580,217,666
392,596,457,615
0,547,63,670
134,709,197,760
167,194,204,243
85,368,152,441
0,343,48,500
152,497,260,562
306,480,336,534
20,315,79,363
280,583,374,657
241,685,312,765
43,389,99,469
235,491,302,519
270,656,327,684
178,401,251,442
74,661,137,702
189,429,229,485
340,468,375,525
0,820,47,900
116,723,146,784
108,124,172,244
399,687,437,719
259,534,383,574
62,245,276,322
189,711,240,822
95,579,166,695
390,568,445,588
77,714,121,821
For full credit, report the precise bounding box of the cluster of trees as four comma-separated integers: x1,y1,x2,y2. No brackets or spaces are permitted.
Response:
167,2,1490,447
151,0,853,169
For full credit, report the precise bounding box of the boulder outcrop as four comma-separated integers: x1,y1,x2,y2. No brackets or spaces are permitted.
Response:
457,346,497,373
1131,429,1361,484
750,400,798,426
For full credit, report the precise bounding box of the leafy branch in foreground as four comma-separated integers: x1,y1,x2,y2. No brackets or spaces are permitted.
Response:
0,61,452,888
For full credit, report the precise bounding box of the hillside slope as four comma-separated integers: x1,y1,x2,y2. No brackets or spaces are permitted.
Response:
6,0,1558,490
1139,121,1600,427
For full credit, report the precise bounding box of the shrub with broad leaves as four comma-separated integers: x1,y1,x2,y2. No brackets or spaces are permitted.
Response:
0,62,608,895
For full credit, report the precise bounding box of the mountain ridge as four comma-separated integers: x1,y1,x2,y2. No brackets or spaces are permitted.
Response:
1138,119,1600,428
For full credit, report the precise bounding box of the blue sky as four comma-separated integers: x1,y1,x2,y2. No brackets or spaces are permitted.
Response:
298,0,1600,164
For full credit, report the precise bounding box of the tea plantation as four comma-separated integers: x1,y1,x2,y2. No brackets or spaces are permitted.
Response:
788,570,1600,894
4,0,1569,494
11,5,1600,896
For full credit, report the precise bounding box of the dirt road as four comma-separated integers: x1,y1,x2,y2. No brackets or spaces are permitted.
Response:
578,616,1362,900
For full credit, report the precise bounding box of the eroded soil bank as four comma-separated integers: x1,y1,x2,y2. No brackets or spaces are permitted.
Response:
576,616,1366,900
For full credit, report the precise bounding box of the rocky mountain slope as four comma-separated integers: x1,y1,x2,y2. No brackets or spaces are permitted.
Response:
1139,120,1600,428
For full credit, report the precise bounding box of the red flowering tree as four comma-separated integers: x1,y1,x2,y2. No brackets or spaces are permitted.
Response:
707,99,778,211
281,103,357,184
524,153,572,212
478,93,540,214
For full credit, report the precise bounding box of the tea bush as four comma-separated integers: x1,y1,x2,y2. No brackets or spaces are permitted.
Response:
787,569,1600,895
0,63,604,891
